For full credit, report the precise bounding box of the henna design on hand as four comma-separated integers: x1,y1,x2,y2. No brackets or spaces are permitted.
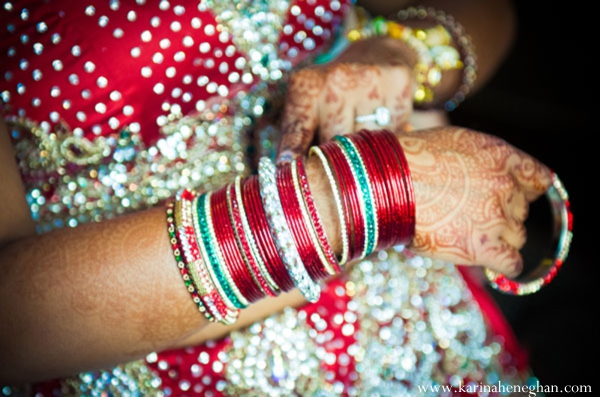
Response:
399,127,552,273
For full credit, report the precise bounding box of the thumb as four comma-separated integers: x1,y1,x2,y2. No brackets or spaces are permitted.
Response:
275,69,322,165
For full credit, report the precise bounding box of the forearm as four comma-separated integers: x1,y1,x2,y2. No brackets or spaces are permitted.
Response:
0,207,206,383
0,155,338,385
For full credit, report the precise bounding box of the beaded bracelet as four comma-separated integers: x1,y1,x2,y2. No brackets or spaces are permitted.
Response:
166,199,213,321
333,5,475,110
394,6,477,111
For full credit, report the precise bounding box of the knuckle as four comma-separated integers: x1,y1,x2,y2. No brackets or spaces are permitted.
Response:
502,252,523,276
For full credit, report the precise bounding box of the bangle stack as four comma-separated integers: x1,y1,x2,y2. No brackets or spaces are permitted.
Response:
166,130,416,324
344,6,477,111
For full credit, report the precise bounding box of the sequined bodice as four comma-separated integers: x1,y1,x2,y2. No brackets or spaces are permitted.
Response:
1,1,531,395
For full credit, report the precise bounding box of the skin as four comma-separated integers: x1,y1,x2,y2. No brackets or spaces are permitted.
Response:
0,0,532,386
0,123,552,386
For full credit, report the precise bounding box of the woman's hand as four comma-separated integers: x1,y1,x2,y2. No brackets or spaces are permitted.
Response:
399,127,553,277
276,37,417,164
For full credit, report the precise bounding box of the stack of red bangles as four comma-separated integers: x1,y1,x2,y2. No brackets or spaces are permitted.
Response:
166,129,416,324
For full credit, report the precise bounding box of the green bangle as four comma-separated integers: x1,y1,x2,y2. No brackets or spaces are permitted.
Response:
334,135,378,258
196,192,248,309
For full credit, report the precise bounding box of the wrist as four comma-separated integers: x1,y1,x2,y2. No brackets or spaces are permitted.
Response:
305,154,342,256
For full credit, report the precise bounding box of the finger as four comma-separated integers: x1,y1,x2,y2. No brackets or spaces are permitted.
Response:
317,64,359,141
353,65,413,133
276,69,323,165
317,92,356,142
506,189,529,223
477,238,524,279
383,65,413,132
352,65,386,132
509,149,553,202
501,221,527,251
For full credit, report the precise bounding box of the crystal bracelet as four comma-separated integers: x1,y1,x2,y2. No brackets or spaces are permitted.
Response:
244,176,296,292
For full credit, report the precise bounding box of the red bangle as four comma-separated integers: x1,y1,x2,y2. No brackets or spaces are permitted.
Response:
211,186,264,303
321,140,364,262
294,157,341,274
179,191,238,323
243,176,296,292
227,183,279,298
350,132,394,250
357,130,407,248
277,162,329,281
379,130,416,245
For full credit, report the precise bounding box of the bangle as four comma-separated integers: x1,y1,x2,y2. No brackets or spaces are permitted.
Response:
485,172,573,295
334,135,379,259
259,156,321,303
229,179,279,297
212,186,264,303
308,146,350,266
394,6,477,111
293,157,341,275
350,132,394,250
243,176,296,292
178,190,239,324
376,130,416,245
277,162,330,281
195,192,248,310
166,199,213,321
320,141,364,263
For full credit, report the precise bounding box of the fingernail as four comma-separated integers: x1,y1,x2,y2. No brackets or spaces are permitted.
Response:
276,151,294,165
